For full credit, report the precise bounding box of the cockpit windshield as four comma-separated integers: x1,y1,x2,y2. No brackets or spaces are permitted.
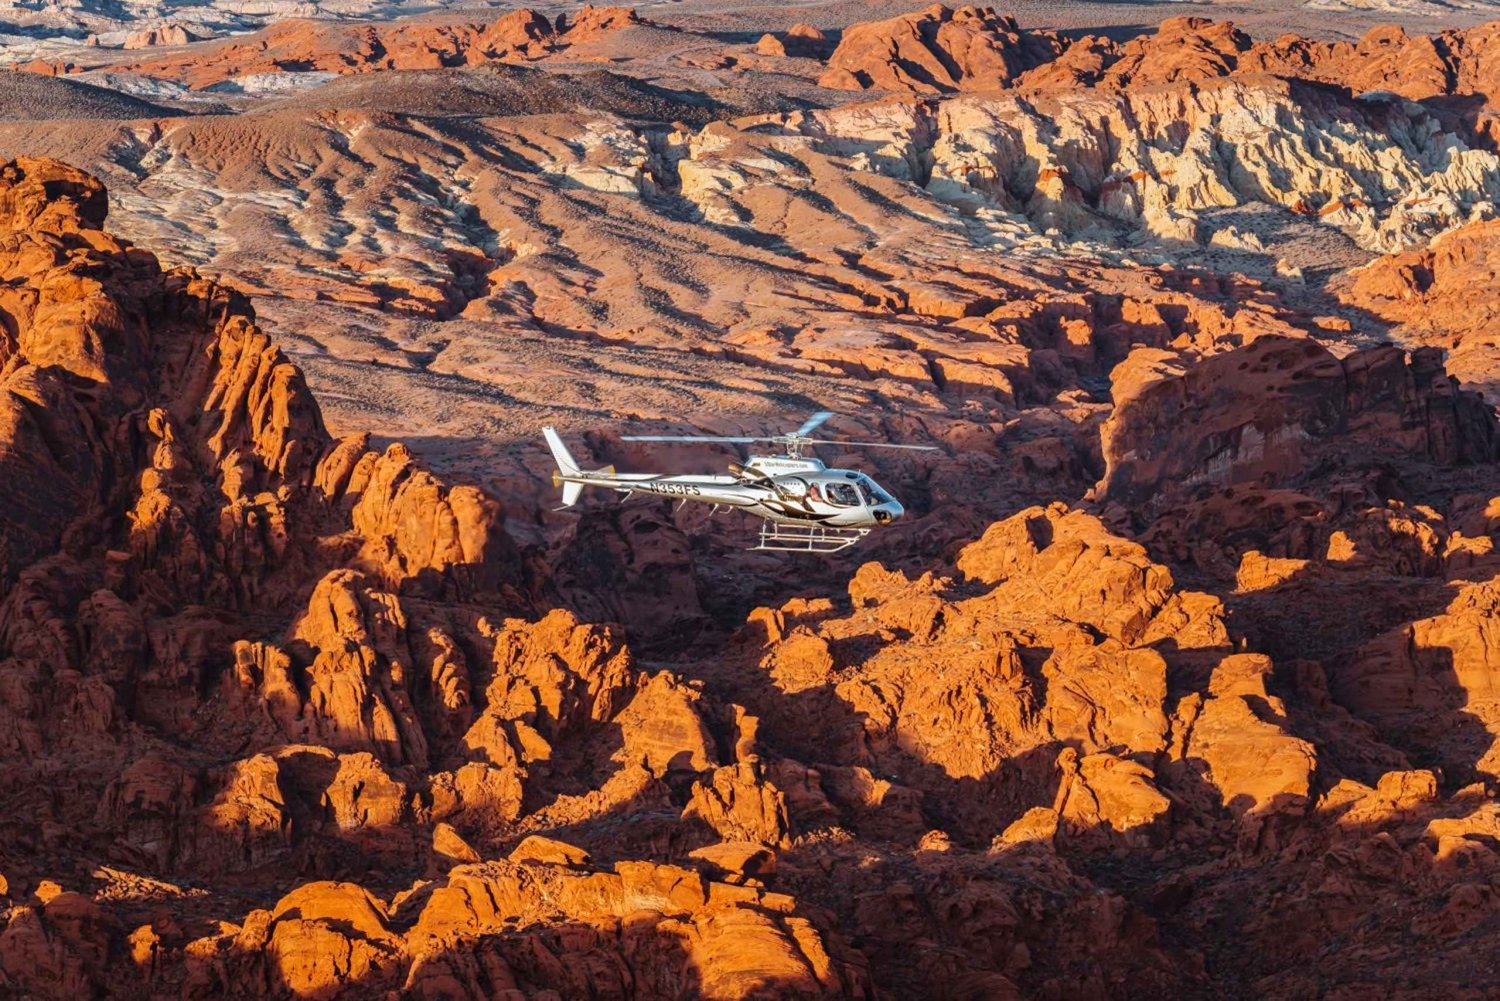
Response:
856,474,892,505
822,475,892,507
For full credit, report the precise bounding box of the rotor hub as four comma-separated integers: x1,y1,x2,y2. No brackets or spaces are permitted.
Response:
778,436,807,459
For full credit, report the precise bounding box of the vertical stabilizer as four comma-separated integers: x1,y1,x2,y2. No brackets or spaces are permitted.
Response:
542,426,579,476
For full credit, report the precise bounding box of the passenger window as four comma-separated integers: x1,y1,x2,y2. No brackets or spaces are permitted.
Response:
826,483,859,506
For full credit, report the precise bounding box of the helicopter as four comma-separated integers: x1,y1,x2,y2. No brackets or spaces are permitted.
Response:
542,412,937,553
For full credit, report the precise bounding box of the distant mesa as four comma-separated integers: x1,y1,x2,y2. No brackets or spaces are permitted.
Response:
9,3,1500,121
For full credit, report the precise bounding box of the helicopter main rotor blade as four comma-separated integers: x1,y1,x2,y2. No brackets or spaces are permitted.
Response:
792,411,835,438
800,439,940,451
620,435,769,444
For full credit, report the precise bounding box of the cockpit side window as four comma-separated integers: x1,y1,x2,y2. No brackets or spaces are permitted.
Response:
825,482,860,507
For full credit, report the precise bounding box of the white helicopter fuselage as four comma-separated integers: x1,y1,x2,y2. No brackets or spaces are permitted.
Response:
542,429,906,530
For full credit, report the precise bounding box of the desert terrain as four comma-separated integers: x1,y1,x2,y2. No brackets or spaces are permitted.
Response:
3,0,1500,997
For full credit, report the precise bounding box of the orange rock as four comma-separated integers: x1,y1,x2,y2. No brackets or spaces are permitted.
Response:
689,841,778,882
323,752,407,831
1098,16,1252,88
1099,336,1500,556
1235,550,1310,591
1053,748,1172,849
1339,219,1500,396
957,502,1183,645
1175,655,1316,827
684,762,793,846
724,504,1229,846
1336,579,1500,783
432,823,480,864
2,100,1500,998
508,835,591,866
819,5,1066,93
756,23,827,59
265,882,401,996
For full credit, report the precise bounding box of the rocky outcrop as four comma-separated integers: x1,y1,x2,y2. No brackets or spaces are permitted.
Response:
717,504,1269,849
1097,335,1500,538
789,77,1500,254
1333,580,1500,785
805,13,1500,258
755,23,828,60
0,165,885,1000
1339,219,1500,395
818,5,1065,93
164,860,870,999
122,23,201,49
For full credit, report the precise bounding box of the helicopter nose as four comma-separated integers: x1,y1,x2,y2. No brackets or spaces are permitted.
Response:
874,501,904,525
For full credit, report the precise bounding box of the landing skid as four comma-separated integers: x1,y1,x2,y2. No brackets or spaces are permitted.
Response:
752,520,869,554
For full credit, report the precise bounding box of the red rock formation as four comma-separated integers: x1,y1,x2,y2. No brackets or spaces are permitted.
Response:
1098,335,1500,545
0,160,870,996
707,504,1248,856
97,6,643,88
1339,219,1500,394
817,8,1500,133
1334,579,1500,785
1091,16,1254,88
756,23,829,60
818,5,1066,93
6,149,1500,999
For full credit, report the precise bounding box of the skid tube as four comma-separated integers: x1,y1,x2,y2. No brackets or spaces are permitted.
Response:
752,520,869,554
